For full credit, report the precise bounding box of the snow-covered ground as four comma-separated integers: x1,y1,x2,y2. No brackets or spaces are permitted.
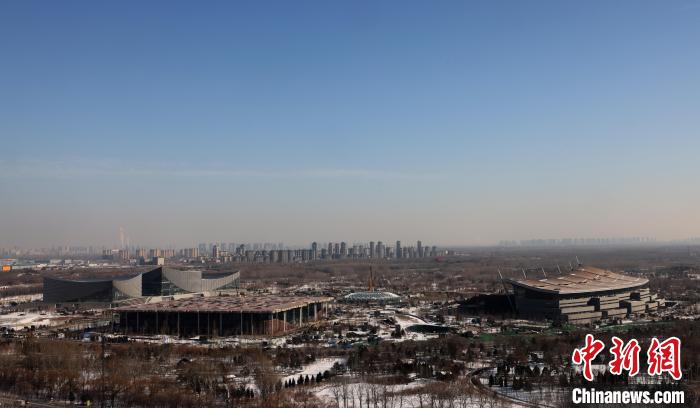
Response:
0,311,63,330
313,378,432,407
282,357,347,383
313,378,524,408
392,313,426,327
490,386,566,407
0,293,42,305
365,309,442,343
573,363,607,376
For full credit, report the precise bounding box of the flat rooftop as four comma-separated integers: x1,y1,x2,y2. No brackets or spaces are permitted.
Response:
116,295,333,314
507,266,648,295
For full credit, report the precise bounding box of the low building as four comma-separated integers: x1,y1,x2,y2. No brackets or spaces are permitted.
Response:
116,295,333,337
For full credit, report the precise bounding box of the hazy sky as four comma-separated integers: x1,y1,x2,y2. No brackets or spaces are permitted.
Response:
1,1,700,248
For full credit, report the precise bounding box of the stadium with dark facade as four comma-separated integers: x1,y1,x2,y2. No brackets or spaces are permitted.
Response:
43,267,240,304
507,265,662,324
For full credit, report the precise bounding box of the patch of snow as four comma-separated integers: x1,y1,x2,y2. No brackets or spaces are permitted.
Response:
0,311,64,330
281,357,346,384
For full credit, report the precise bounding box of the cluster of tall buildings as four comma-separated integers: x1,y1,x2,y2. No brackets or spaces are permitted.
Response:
314,240,438,260
102,248,178,261
198,242,285,255
2,240,441,265
200,240,440,264
101,244,288,264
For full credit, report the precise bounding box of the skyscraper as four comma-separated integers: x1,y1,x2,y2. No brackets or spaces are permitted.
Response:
369,241,375,259
395,241,401,259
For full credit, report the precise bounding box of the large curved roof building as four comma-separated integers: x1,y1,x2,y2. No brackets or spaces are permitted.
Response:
508,266,648,295
43,267,240,304
507,266,659,324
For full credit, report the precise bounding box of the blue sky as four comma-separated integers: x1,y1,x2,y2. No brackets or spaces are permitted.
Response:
1,1,699,247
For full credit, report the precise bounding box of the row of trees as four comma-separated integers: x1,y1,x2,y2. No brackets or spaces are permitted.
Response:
327,377,508,408
283,371,331,388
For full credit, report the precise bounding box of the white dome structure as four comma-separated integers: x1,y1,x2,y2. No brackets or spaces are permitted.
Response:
343,266,401,304
343,291,401,304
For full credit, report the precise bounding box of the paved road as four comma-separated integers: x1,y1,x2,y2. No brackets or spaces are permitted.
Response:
467,366,549,408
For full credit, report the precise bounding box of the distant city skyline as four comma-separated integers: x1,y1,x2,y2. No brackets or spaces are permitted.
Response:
0,238,445,262
7,235,700,255
2,1,700,248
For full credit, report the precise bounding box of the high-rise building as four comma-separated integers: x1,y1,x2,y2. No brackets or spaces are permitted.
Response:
395,241,401,259
212,245,220,259
417,240,423,257
311,242,318,260
369,241,375,258
191,247,200,258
